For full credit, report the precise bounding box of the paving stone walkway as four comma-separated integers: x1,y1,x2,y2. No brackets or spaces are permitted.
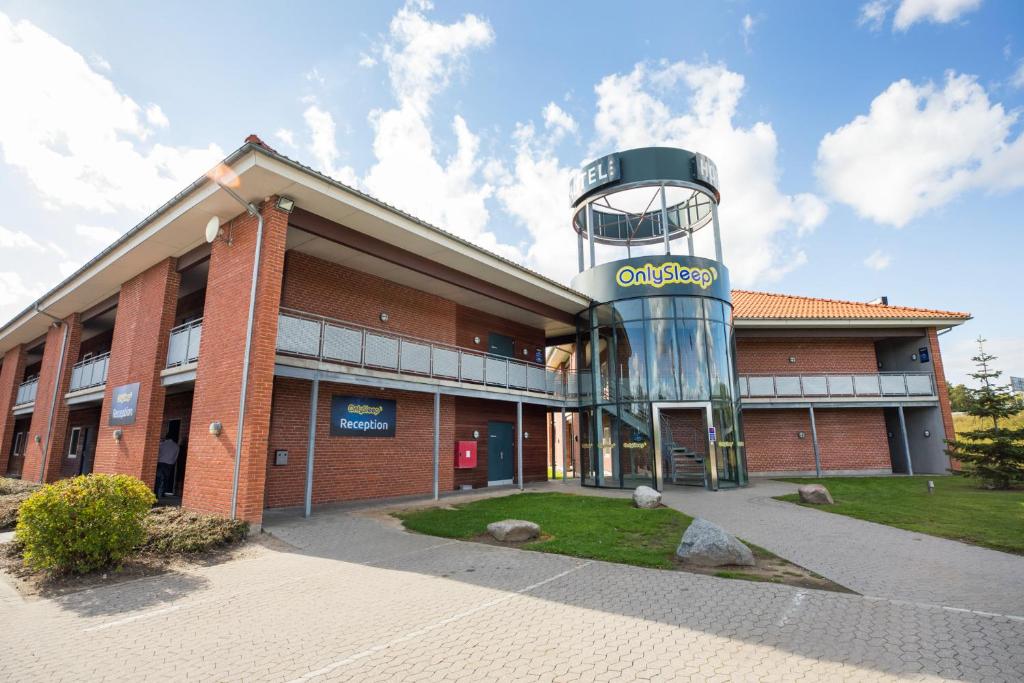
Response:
1,489,1022,681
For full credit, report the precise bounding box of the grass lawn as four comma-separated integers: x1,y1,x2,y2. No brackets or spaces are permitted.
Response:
397,492,690,569
775,476,1024,555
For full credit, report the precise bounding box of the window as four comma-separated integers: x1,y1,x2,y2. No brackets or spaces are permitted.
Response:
67,427,81,459
11,432,25,457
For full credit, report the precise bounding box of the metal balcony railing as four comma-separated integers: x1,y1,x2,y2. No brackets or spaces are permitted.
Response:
69,352,109,392
276,309,578,401
166,318,202,368
739,372,936,400
14,377,38,406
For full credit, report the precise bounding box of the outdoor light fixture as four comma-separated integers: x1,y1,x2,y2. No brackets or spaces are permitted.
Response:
275,196,295,213
911,353,918,361
209,421,223,437
923,429,931,438
788,356,797,363
472,430,480,439
927,480,935,494
113,429,123,442
523,349,529,356
797,431,806,439
473,336,480,344
379,312,389,322
33,434,41,444
524,432,530,439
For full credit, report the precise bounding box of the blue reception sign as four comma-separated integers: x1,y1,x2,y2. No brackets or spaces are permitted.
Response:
330,395,397,437
108,382,141,426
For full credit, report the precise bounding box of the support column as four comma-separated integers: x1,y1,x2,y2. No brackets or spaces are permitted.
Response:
808,405,821,478
433,391,440,500
183,200,290,525
0,345,27,474
303,374,319,518
561,406,568,483
687,230,695,257
577,229,584,273
711,201,724,263
93,258,180,487
516,400,524,491
660,185,671,256
586,204,596,269
24,314,81,483
897,405,914,476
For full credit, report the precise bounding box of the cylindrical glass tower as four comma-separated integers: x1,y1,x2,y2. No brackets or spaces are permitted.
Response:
569,147,747,491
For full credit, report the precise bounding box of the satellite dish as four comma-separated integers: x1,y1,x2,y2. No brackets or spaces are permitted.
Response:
205,216,221,244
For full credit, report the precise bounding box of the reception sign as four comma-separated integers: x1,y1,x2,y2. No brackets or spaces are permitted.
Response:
330,395,397,437
109,382,141,426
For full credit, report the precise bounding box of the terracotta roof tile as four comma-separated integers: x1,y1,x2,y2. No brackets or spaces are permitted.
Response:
731,290,970,321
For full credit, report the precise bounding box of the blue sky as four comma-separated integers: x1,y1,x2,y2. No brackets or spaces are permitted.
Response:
0,0,1021,385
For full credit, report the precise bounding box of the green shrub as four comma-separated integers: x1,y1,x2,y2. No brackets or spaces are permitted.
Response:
143,506,248,555
15,474,155,574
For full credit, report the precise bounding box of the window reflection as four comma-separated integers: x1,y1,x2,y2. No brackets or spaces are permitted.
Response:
646,318,678,400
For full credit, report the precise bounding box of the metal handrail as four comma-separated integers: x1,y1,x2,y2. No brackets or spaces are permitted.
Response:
69,352,110,392
276,309,577,401
739,371,935,399
166,318,203,368
14,377,38,406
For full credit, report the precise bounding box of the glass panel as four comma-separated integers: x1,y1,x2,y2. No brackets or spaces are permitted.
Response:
646,318,679,400
612,298,644,322
675,297,703,319
675,317,708,400
618,403,654,489
802,376,828,395
613,320,647,401
67,428,80,458
713,402,740,487
660,408,708,487
704,298,725,321
706,321,733,399
591,304,615,328
596,407,619,487
595,327,615,402
644,297,675,319
579,409,594,485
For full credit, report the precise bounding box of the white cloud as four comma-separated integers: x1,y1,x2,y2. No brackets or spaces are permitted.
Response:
1011,61,1024,89
0,271,41,315
302,105,358,185
358,53,377,68
587,60,827,286
0,225,45,251
74,224,121,244
89,53,110,71
740,14,756,49
817,71,1024,227
274,128,296,148
304,67,326,86
863,249,892,270
858,1,891,30
145,103,169,128
542,102,577,141
0,12,224,213
893,0,982,30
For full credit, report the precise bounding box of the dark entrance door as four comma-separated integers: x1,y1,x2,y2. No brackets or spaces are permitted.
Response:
487,420,515,485
488,332,514,358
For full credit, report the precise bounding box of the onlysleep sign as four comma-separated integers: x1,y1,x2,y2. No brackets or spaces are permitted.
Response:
330,395,397,437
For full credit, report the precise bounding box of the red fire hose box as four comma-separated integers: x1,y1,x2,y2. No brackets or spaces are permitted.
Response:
455,440,477,469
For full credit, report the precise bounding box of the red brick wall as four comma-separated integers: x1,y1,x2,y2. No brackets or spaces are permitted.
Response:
927,328,956,444
454,306,546,362
183,201,289,524
59,406,101,478
92,258,180,486
0,345,27,474
23,314,81,483
736,338,879,375
281,250,457,345
744,408,891,473
452,396,547,489
264,378,456,508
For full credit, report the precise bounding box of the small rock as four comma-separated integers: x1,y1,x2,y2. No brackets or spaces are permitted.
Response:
798,484,834,505
632,486,662,509
487,519,540,542
676,517,755,567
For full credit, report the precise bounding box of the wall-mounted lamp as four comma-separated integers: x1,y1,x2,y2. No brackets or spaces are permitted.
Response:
797,431,806,439
523,349,529,357
472,430,480,439
209,421,223,437
473,336,480,345
923,429,931,438
911,353,918,361
788,356,797,363
113,429,123,442
275,196,295,213
33,434,41,444
379,312,389,323
524,432,530,439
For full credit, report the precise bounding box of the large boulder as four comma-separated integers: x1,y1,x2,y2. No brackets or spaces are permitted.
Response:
487,519,540,542
798,484,834,505
676,518,755,567
632,486,662,509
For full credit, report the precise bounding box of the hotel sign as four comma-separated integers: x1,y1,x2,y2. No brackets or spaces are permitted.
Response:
330,395,397,437
569,153,620,205
109,382,141,426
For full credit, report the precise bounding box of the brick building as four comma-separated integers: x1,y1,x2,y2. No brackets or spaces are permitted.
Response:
0,138,968,526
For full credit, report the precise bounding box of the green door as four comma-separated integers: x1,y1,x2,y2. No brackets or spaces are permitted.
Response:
488,332,514,358
487,421,515,484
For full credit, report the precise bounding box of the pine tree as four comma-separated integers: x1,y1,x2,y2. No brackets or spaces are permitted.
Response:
946,337,1024,488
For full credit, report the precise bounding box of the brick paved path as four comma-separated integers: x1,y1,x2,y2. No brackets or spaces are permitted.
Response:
1,494,1022,681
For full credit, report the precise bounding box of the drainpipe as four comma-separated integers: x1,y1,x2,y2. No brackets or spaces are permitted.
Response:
213,182,263,520
37,318,69,483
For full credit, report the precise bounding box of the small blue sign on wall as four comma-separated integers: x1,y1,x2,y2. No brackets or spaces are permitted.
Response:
708,426,717,442
330,395,397,437
108,382,141,426
918,347,930,363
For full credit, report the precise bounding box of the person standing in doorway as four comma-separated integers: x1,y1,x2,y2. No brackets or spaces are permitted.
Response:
155,433,180,498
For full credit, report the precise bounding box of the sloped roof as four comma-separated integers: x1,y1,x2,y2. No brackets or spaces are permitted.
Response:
731,290,970,321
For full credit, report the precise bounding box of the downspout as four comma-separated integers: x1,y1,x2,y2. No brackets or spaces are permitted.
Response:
37,317,69,483
212,183,263,521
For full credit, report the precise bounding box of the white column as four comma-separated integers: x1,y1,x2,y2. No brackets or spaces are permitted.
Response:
303,374,320,518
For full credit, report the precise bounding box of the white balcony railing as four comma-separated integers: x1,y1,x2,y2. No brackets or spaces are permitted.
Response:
276,309,577,401
69,352,109,392
14,377,38,406
166,318,202,368
739,372,936,400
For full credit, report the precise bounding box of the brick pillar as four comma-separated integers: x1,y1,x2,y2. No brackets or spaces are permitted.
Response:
93,258,181,487
927,327,957,470
183,200,289,525
0,345,28,474
22,314,82,483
